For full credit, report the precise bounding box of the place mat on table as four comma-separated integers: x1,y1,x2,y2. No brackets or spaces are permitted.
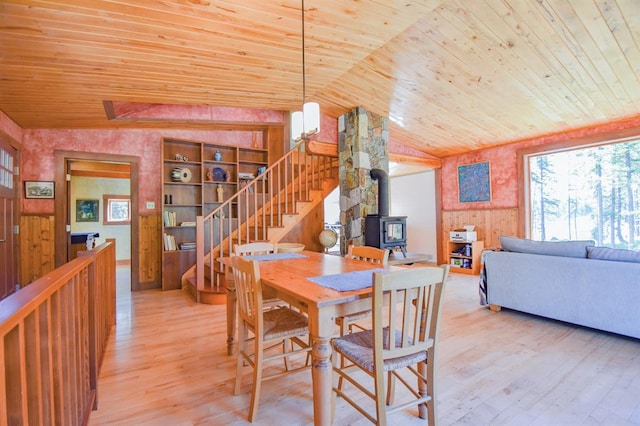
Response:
244,253,308,262
307,268,386,292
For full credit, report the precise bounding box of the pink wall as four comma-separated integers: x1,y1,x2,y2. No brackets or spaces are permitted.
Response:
1,106,344,216
0,110,23,144
21,128,276,214
5,103,639,216
441,116,640,210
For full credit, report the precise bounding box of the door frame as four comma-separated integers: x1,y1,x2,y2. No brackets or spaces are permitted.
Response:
0,134,19,298
54,150,140,290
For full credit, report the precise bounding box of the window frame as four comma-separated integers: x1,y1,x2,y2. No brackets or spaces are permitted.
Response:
518,133,640,240
103,194,131,225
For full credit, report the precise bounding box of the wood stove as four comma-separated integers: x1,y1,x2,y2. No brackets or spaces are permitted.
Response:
364,169,408,256
365,215,407,255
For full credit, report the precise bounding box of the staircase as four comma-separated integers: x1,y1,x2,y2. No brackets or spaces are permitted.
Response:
182,141,339,304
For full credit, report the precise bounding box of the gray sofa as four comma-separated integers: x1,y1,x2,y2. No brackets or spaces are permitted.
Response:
480,236,640,340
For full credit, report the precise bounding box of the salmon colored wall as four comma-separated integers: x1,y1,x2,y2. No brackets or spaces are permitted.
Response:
441,116,640,211
441,145,517,210
0,105,346,216
21,128,271,215
0,110,23,144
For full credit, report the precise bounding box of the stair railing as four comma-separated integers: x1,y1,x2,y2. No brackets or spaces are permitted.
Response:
194,140,339,293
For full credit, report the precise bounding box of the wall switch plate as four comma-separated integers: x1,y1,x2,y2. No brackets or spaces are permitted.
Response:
146,201,155,209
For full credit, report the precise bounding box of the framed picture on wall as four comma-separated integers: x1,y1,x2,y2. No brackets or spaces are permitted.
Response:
24,181,55,199
76,199,99,222
458,161,491,202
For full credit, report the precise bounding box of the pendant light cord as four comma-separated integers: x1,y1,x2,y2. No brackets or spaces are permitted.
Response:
302,0,306,104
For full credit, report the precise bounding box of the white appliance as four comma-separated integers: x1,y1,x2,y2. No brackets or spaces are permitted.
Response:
449,231,477,242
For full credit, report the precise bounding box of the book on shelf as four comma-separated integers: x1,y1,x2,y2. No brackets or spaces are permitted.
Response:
163,233,177,251
238,172,255,179
180,221,196,227
179,241,196,250
163,210,177,227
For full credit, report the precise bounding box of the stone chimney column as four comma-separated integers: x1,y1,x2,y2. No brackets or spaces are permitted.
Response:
338,107,389,255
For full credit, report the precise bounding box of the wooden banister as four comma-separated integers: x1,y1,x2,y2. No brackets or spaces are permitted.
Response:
191,141,339,295
1,240,116,425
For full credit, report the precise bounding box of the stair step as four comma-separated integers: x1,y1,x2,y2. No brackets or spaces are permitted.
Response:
184,273,226,305
184,164,339,305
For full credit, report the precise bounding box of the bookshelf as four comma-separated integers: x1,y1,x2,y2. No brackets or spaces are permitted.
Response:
161,137,268,290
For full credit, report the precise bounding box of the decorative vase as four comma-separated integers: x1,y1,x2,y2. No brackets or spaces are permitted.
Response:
214,150,222,162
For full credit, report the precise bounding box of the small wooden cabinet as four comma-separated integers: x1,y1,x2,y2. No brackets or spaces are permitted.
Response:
161,137,268,290
447,240,484,275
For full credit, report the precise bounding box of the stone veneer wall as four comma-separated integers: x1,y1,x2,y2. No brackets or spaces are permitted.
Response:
338,107,389,255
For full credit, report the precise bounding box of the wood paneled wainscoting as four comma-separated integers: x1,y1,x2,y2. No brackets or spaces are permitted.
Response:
19,214,56,286
441,208,519,263
1,240,116,425
19,214,161,291
138,213,162,290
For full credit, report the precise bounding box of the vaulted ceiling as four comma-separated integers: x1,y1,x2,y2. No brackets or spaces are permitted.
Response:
1,1,639,158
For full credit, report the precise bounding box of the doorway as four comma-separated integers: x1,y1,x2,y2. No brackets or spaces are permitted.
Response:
0,136,18,300
54,150,140,291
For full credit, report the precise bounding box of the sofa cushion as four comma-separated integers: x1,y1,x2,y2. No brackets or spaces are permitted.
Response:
498,236,594,258
586,246,640,263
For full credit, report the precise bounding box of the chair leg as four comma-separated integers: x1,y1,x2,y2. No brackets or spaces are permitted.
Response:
283,337,294,370
331,348,339,423
374,367,388,426
426,359,436,426
234,322,249,395
386,371,395,405
248,339,264,422
336,319,349,391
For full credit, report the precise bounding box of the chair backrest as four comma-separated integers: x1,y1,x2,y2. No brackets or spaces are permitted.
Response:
234,242,276,256
371,265,449,364
230,256,263,331
347,245,389,265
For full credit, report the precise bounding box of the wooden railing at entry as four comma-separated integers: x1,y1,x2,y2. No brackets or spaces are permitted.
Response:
194,140,339,295
0,240,116,425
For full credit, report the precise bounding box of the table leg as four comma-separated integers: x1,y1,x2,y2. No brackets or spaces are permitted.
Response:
309,307,335,426
224,269,237,356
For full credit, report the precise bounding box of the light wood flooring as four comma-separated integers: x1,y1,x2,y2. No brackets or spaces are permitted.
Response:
88,266,640,425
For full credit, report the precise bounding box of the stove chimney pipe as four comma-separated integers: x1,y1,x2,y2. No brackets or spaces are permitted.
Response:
370,168,389,217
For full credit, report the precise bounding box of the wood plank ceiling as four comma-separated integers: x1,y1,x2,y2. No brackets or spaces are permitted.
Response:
1,0,639,158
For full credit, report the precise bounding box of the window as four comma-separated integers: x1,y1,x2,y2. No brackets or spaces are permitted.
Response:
103,194,130,225
525,137,640,249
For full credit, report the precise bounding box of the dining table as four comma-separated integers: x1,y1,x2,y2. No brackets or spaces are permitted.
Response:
220,250,401,426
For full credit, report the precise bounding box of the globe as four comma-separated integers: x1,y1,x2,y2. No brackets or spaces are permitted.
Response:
319,229,338,250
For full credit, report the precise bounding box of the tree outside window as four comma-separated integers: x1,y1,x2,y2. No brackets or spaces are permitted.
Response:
103,194,131,225
527,138,640,249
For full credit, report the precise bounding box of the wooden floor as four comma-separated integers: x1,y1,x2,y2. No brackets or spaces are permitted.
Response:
88,266,640,425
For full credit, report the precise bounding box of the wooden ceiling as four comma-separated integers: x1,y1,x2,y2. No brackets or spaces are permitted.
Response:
1,0,639,158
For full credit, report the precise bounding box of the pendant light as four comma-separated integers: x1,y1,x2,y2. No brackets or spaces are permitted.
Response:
291,0,320,141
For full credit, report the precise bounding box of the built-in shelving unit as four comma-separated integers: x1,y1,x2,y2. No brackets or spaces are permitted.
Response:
161,137,268,290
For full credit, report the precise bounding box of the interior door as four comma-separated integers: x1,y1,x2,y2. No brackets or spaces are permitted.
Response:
0,138,17,300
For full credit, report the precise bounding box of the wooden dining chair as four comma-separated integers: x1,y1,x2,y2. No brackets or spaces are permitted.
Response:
233,242,283,309
331,265,450,426
233,242,277,256
335,245,390,335
231,256,312,422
